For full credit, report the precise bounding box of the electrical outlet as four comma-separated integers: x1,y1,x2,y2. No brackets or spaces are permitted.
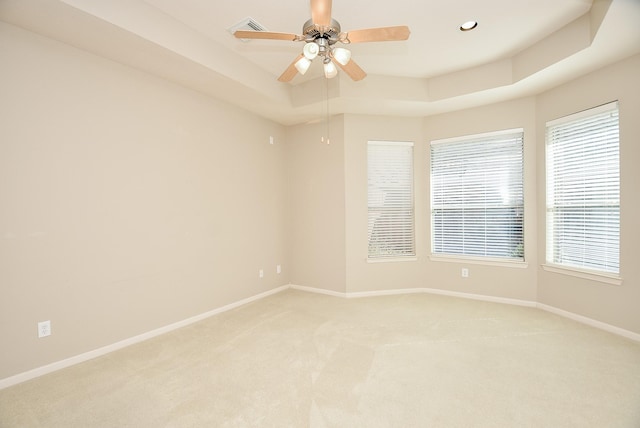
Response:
38,320,51,338
259,269,264,278
276,264,281,274
461,268,469,278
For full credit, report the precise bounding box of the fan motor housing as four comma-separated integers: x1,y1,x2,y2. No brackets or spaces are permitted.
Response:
302,18,341,44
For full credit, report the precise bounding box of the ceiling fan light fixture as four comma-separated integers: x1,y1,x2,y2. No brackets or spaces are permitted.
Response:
236,0,411,82
295,56,312,75
332,47,351,66
303,42,320,60
324,59,338,78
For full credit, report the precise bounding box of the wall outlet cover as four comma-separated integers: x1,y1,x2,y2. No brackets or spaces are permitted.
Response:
38,320,51,338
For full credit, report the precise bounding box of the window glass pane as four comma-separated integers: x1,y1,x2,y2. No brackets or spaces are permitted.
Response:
430,130,524,260
546,102,619,273
368,142,415,259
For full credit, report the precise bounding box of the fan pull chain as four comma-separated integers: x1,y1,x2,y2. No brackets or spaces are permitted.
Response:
322,73,330,144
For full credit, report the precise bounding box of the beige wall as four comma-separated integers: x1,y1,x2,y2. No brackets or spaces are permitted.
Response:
286,117,346,293
2,19,639,384
536,54,640,333
0,23,288,379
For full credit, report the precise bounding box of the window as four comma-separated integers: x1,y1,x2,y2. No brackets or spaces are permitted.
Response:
367,141,415,259
546,102,620,274
430,129,524,261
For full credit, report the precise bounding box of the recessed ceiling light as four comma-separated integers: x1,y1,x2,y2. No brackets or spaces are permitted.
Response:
460,21,478,31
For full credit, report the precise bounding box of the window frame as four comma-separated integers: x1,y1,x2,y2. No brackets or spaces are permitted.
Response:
429,128,525,265
544,101,621,284
367,140,416,261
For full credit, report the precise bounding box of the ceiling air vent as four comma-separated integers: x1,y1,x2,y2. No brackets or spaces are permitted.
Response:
228,17,267,42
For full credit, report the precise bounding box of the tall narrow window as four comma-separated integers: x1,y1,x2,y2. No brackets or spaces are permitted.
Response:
546,102,620,274
430,129,524,260
367,141,415,259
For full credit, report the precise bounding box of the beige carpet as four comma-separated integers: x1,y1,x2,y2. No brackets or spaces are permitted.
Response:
1,289,640,427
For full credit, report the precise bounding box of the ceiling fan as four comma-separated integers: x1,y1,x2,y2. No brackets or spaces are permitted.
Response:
233,0,410,82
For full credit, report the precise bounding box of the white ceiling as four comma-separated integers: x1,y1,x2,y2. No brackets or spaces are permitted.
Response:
1,0,639,125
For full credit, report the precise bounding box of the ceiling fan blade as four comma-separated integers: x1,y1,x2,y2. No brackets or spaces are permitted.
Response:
342,25,410,43
234,30,301,41
335,58,367,81
278,54,304,82
311,0,332,27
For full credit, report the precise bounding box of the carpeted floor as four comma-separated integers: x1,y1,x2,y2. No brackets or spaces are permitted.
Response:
1,289,640,427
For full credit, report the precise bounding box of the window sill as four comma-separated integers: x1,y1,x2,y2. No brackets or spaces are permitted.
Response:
429,254,528,269
541,264,622,286
367,256,418,264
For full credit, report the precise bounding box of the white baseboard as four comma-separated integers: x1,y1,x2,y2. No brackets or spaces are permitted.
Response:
289,284,347,298
418,287,537,307
346,288,426,298
290,283,536,307
0,285,290,390
288,283,639,342
537,303,640,342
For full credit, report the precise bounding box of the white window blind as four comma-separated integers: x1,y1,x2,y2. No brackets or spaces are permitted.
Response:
546,102,619,274
367,141,415,259
431,129,524,260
